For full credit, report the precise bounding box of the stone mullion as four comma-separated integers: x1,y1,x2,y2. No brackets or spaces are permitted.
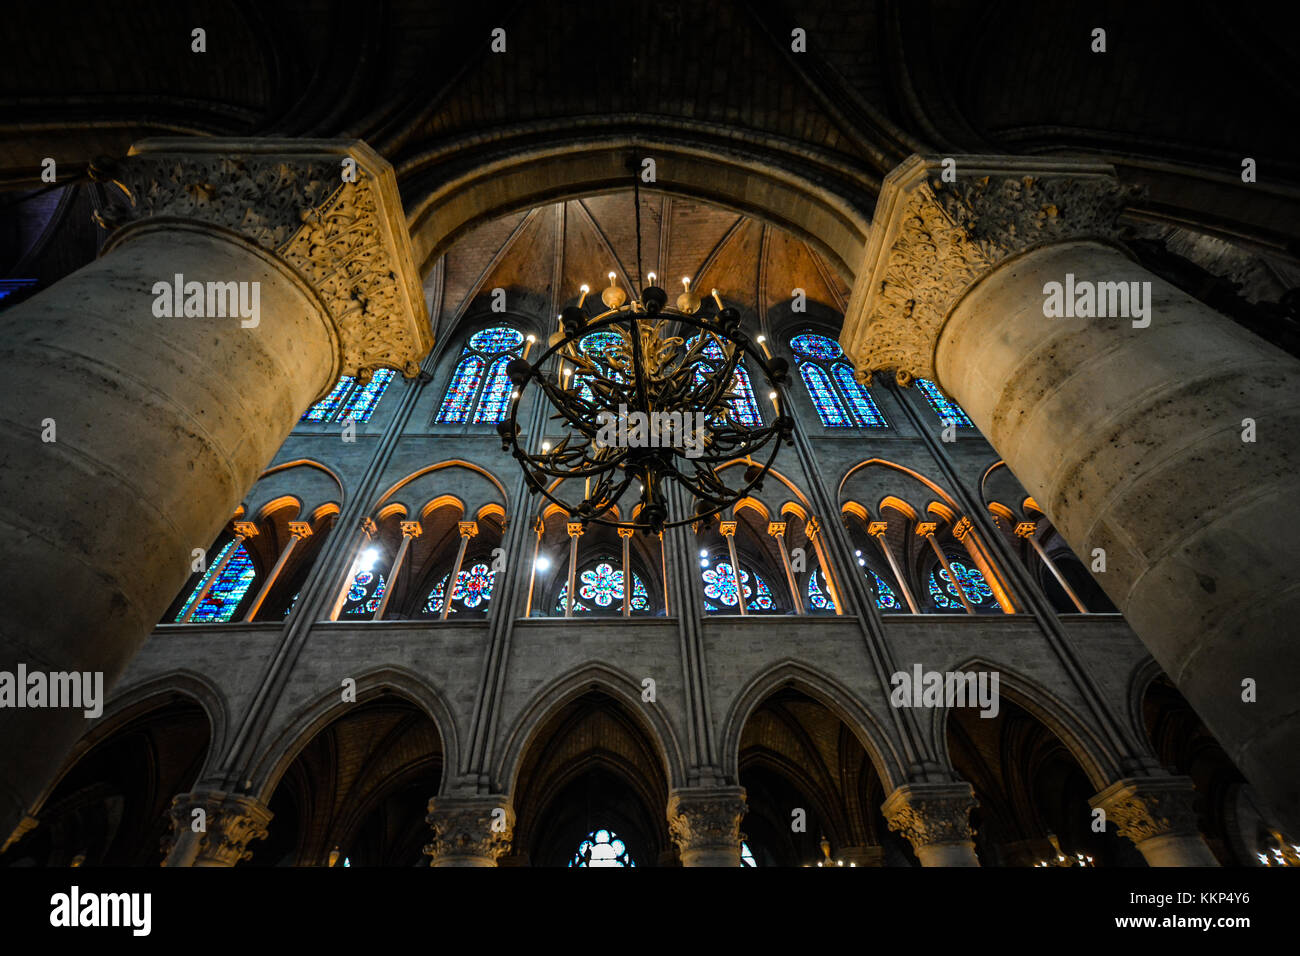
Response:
181,521,259,623
1015,521,1089,613
440,521,477,621
242,521,312,622
951,516,1016,614
375,520,422,621
564,521,582,618
868,521,920,613
917,522,976,615
768,522,804,614
804,517,844,615
619,527,635,617
719,520,746,615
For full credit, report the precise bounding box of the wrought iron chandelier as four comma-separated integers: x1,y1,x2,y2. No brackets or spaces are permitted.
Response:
497,162,794,533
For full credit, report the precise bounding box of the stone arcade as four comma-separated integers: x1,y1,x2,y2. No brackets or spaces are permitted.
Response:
0,3,1297,869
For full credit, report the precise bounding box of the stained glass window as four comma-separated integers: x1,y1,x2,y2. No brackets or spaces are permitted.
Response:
175,539,258,623
341,569,386,617
831,364,887,427
579,331,624,367
789,334,843,361
686,335,762,426
436,326,525,424
700,558,776,612
569,829,635,867
790,332,887,428
424,562,496,615
741,842,757,867
554,562,651,614
301,369,397,424
915,378,973,428
927,558,999,611
807,569,836,611
869,570,902,611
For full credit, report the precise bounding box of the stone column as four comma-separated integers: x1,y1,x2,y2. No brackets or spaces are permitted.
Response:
424,796,514,867
842,155,1300,832
1091,777,1220,866
160,790,273,867
882,782,981,866
0,138,432,839
667,786,747,867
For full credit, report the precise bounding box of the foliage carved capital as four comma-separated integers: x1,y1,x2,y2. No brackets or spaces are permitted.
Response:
842,155,1139,385
99,138,432,383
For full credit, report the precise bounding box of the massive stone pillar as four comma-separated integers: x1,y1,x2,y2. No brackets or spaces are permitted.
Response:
1092,777,1220,866
161,790,273,867
424,796,514,867
842,155,1300,833
882,782,981,866
0,139,431,841
667,786,748,866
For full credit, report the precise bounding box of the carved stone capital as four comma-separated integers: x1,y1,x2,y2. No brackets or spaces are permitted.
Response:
882,782,977,849
424,796,514,866
100,138,432,384
666,787,747,865
842,155,1138,383
1091,777,1202,846
161,790,272,867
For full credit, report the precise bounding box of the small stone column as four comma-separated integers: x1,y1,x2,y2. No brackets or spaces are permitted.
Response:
1091,777,1220,866
424,796,514,867
0,138,431,839
842,154,1300,832
667,787,748,867
161,790,273,867
882,783,981,866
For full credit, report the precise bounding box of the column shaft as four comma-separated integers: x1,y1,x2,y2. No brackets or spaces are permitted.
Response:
939,240,1300,829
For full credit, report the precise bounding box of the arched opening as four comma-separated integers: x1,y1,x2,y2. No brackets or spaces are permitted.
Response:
510,691,671,867
737,687,906,867
0,697,210,866
253,695,443,867
946,698,1137,867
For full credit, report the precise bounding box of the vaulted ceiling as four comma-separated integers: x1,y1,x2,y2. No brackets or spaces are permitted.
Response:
428,190,851,341
3,0,1297,259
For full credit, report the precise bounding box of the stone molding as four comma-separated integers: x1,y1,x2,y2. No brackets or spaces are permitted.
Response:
841,154,1138,385
1090,777,1203,846
666,786,747,855
97,137,432,385
882,782,978,849
424,796,514,864
160,790,273,867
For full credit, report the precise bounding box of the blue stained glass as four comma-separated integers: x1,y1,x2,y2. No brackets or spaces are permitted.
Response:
342,569,386,616
176,541,257,623
473,356,514,424
916,378,973,428
579,331,624,367
800,362,852,426
869,570,902,611
687,335,762,426
555,563,650,614
790,333,843,361
302,376,354,422
425,562,495,614
569,829,635,867
436,353,486,423
701,560,775,612
831,363,887,427
808,569,836,611
469,327,525,353
741,842,756,867
927,559,998,610
343,368,396,423
283,592,300,618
